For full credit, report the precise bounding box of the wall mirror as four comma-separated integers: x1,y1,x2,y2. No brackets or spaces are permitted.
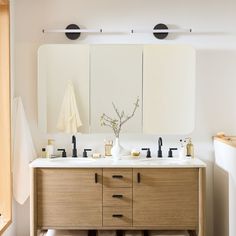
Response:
38,44,195,135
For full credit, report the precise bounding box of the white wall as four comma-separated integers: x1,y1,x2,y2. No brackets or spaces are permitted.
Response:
5,0,236,235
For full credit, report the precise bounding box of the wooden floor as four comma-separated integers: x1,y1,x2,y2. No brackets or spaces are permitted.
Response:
41,230,189,236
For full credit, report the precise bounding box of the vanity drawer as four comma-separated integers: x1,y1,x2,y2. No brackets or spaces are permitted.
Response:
103,169,132,188
103,188,132,207
103,207,132,227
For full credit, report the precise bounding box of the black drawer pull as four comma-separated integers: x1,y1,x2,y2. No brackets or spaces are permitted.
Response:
112,194,123,198
112,175,123,179
112,214,123,218
95,173,98,183
137,173,141,183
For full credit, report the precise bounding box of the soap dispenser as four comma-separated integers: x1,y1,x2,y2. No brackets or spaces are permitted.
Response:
179,139,186,159
186,138,194,158
46,139,55,158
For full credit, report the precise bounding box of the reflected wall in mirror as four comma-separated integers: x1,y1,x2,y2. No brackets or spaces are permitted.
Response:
90,45,143,133
38,44,196,135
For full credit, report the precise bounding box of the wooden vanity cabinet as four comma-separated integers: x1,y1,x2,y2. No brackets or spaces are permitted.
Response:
31,167,205,236
133,168,199,229
36,168,102,228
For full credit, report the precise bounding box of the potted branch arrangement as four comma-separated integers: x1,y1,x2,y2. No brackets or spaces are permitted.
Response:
100,97,139,160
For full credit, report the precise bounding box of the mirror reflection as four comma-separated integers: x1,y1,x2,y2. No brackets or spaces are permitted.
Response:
38,44,195,135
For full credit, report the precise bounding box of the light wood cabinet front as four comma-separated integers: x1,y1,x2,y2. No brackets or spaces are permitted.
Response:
32,167,205,236
37,168,102,228
133,168,199,229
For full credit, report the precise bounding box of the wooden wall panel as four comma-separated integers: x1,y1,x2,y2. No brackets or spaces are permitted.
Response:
0,2,11,234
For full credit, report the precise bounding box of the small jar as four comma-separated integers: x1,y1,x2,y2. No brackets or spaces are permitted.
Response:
104,140,113,156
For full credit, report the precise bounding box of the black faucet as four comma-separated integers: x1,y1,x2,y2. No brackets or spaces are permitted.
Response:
142,148,151,158
157,137,163,157
72,135,77,157
83,149,92,158
168,148,178,158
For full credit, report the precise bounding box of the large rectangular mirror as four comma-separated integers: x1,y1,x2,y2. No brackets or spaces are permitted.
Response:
38,44,195,135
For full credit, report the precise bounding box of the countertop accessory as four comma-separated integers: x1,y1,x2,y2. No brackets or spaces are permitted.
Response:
101,97,139,160
46,139,55,158
111,138,125,161
92,153,102,158
131,150,140,157
186,138,194,158
104,140,113,156
72,135,77,157
83,149,92,158
142,148,151,158
179,139,186,159
41,148,46,158
57,149,67,158
100,97,139,138
157,137,163,157
168,148,178,158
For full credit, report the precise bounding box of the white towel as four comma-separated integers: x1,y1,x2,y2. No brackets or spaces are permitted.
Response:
13,97,37,205
57,80,82,134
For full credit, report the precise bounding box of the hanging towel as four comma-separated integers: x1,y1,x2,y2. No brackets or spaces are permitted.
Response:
13,97,37,205
56,80,82,134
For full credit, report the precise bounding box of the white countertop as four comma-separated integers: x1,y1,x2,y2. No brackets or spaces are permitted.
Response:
29,157,206,168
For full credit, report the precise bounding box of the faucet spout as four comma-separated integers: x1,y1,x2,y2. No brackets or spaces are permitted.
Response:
72,135,77,157
158,137,163,148
157,137,163,157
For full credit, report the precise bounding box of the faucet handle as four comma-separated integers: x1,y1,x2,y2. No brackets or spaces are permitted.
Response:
57,149,67,158
83,149,92,158
141,148,151,158
168,148,178,158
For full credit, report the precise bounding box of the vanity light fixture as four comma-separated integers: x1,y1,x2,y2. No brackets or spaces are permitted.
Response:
42,23,192,40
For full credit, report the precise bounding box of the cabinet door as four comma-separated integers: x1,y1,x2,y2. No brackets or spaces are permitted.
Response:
133,168,198,228
37,168,102,228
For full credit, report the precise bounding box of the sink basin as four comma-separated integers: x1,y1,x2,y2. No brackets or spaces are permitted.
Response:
49,157,96,163
139,157,183,161
137,158,191,164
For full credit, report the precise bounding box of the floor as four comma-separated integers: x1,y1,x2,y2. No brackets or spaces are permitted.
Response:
43,230,189,236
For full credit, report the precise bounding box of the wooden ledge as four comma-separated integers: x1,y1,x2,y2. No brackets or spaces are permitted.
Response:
213,135,236,148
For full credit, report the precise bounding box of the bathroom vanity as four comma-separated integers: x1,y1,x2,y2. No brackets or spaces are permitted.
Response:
30,158,206,236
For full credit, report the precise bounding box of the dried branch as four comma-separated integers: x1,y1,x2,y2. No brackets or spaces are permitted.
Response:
100,97,139,138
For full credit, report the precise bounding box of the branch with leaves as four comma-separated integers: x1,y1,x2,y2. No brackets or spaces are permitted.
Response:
100,97,140,138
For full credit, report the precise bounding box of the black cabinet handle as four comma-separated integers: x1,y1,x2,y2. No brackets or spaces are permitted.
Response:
112,194,123,198
112,214,123,218
137,173,141,183
95,173,98,183
112,175,123,179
